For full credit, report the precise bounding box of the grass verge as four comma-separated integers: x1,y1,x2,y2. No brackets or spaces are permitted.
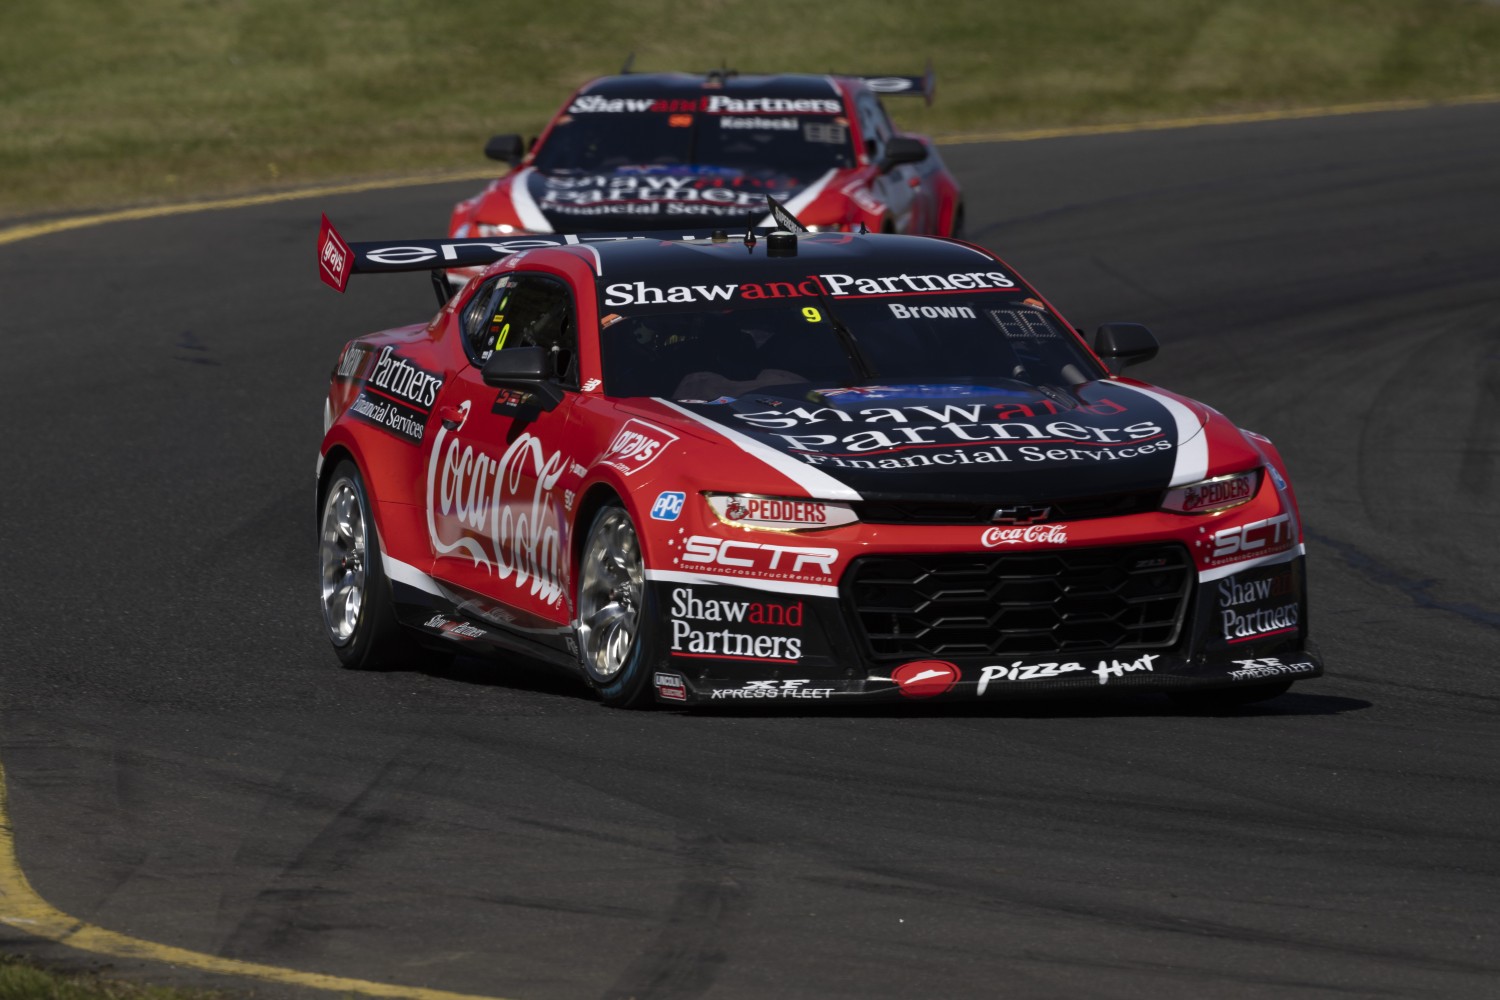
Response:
2,0,1499,219
0,953,228,1000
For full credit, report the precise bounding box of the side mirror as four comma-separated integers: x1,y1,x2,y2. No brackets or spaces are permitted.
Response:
878,136,928,173
1093,323,1159,374
483,134,525,167
480,346,566,411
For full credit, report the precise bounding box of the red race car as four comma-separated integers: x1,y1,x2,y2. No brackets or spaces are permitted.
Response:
316,214,1321,708
445,65,962,288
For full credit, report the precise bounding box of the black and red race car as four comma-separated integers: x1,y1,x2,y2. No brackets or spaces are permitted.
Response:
315,214,1320,708
445,66,962,288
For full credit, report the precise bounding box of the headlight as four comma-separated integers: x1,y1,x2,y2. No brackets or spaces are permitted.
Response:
1161,469,1261,514
706,493,859,531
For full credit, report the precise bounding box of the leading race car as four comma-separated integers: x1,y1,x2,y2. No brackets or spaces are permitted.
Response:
315,214,1322,709
444,64,962,289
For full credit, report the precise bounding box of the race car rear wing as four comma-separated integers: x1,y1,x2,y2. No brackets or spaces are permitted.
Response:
320,196,812,292
612,55,936,104
843,59,936,105
318,214,790,293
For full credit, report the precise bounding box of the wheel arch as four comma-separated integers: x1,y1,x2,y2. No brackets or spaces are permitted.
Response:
316,444,358,527
570,481,626,595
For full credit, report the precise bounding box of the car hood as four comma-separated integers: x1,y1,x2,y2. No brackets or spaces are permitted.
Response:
490,165,841,233
657,380,1212,502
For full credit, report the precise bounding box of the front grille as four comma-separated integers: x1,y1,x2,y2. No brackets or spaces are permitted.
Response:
845,544,1192,660
853,491,1160,525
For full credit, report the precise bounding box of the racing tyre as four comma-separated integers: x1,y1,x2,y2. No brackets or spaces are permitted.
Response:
318,460,417,671
1169,680,1293,711
575,504,659,708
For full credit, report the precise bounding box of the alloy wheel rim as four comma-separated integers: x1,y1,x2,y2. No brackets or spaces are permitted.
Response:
319,478,367,646
576,508,643,682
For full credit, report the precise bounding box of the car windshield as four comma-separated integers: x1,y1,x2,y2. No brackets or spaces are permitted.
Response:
532,105,856,175
599,295,1103,400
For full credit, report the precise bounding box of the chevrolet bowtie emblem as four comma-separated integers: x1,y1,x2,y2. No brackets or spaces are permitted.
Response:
991,505,1051,525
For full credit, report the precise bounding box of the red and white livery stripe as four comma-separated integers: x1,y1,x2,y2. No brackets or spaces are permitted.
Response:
508,168,553,233
1116,383,1209,486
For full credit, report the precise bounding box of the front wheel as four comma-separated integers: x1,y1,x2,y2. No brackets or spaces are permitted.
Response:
318,460,416,670
574,504,658,708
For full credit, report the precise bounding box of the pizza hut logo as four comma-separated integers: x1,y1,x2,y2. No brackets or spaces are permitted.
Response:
891,660,961,699
596,419,678,476
318,214,353,292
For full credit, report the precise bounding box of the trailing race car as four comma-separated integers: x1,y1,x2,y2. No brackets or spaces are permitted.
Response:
445,64,962,288
315,212,1321,709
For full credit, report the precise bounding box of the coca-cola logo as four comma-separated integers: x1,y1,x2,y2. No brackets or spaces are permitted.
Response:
981,524,1068,547
891,660,961,699
425,416,567,605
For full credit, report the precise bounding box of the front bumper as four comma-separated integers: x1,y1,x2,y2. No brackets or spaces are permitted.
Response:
647,548,1321,706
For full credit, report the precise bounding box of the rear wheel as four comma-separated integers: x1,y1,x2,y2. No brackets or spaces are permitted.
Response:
575,504,658,708
319,460,415,670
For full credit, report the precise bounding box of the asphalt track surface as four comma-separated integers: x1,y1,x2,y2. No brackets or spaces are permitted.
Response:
3,102,1499,1000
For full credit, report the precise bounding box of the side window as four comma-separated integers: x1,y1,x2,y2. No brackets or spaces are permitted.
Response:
855,92,892,162
500,273,580,388
459,275,513,363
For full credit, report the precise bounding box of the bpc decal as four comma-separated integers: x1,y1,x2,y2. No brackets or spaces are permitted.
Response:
651,491,686,521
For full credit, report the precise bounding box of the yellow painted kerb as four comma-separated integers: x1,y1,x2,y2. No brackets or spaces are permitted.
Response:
0,759,515,1000
0,168,496,248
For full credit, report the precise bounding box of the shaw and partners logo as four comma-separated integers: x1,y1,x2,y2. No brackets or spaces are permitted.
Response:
425,416,567,605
